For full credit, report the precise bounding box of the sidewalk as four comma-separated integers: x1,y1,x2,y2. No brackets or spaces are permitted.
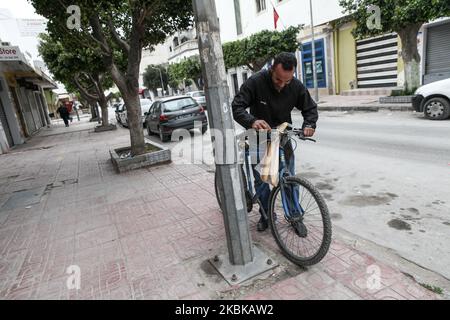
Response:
317,95,413,112
0,120,441,300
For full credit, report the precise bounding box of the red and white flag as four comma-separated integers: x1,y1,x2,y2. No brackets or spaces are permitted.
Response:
273,7,280,29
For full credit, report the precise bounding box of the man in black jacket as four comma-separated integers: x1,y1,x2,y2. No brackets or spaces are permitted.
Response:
57,103,70,127
232,52,318,231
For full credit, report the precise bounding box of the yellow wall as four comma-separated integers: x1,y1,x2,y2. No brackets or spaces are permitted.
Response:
337,23,357,92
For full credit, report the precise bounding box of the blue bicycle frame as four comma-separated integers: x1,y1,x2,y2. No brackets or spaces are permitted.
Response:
242,137,305,221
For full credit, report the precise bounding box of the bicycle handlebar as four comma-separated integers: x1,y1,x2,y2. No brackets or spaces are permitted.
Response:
290,128,317,143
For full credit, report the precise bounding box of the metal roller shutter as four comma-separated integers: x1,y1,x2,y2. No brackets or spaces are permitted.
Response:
356,33,398,88
0,98,14,147
425,22,450,84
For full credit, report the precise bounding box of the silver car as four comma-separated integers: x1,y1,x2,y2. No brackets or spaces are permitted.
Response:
119,99,153,127
187,91,206,108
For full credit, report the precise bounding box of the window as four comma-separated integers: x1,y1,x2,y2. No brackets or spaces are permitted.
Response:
234,0,242,35
173,37,179,47
242,72,248,83
256,0,266,13
193,92,205,97
232,74,239,95
163,98,197,112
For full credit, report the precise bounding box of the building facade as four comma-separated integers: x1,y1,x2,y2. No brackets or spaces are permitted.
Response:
0,44,56,154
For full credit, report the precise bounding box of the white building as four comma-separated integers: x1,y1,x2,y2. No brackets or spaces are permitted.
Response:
139,43,170,88
139,28,200,94
0,43,56,154
215,0,345,97
0,8,46,61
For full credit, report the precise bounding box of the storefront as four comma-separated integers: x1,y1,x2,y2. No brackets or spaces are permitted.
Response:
0,45,56,153
422,18,450,84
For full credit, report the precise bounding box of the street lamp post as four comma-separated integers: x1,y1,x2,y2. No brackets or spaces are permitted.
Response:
150,66,165,97
309,0,319,102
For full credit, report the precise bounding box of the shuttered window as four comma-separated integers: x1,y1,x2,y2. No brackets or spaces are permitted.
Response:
356,33,398,88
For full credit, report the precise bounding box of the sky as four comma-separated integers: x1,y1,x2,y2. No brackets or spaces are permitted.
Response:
0,0,47,62
0,0,44,19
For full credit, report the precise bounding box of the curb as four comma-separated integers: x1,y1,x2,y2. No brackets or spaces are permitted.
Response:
318,105,413,112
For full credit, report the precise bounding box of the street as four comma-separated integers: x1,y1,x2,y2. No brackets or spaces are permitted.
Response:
297,110,450,279
139,108,450,280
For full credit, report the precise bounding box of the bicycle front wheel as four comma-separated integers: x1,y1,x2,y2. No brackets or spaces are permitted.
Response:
268,176,332,266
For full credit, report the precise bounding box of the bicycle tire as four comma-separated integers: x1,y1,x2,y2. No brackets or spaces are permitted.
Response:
268,175,332,266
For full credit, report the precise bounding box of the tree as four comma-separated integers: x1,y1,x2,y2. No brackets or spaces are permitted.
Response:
38,33,114,126
167,55,203,90
339,0,450,93
143,64,169,94
223,26,302,71
31,0,193,156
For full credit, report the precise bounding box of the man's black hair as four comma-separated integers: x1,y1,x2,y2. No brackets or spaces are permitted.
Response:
272,52,297,71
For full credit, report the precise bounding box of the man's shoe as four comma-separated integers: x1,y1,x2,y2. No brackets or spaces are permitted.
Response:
293,220,308,238
257,217,268,232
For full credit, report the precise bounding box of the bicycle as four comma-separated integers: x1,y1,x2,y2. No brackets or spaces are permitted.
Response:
214,125,332,266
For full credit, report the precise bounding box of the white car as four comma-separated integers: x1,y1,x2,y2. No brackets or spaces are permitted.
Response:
187,91,206,108
119,99,153,127
413,78,450,120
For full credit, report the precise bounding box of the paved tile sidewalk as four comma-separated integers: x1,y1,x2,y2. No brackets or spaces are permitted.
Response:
317,95,413,112
0,120,441,300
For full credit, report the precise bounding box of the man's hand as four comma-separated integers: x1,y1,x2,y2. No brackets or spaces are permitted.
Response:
252,120,271,131
303,127,315,137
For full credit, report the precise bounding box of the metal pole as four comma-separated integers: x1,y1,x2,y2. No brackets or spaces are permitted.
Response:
193,0,253,265
158,68,165,97
309,0,319,102
151,66,165,97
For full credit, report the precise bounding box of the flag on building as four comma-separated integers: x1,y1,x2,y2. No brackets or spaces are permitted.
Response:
273,7,279,29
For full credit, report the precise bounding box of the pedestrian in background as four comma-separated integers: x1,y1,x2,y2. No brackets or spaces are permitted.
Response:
57,103,70,127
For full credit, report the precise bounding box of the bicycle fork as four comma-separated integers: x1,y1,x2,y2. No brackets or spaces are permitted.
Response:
279,150,305,220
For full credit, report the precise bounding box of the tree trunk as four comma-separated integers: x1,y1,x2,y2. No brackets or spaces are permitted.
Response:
89,14,146,156
94,75,110,127
89,100,99,121
398,24,422,93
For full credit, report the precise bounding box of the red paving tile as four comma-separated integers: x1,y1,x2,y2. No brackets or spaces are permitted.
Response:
0,123,443,300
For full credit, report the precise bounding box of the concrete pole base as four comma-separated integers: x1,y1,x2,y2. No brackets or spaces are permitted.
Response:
209,246,278,285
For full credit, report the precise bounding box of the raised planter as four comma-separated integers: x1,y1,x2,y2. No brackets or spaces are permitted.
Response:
94,124,117,132
110,139,171,173
379,96,414,104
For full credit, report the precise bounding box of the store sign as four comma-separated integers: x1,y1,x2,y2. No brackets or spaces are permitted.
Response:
0,46,21,61
16,19,47,37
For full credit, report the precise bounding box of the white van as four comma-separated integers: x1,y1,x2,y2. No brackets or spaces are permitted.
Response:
413,78,450,120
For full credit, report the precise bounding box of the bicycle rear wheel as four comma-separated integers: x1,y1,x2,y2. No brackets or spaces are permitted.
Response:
268,175,332,266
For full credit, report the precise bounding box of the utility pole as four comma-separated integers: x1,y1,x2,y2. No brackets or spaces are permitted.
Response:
309,0,319,102
193,0,252,266
150,66,165,97
193,0,277,285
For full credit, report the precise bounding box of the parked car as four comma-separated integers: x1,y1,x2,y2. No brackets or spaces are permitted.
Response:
145,96,208,142
413,78,450,120
117,99,153,127
187,91,206,108
114,103,125,124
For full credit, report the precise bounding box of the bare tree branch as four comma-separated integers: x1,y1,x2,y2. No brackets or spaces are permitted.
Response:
106,17,130,54
74,73,99,101
89,15,111,54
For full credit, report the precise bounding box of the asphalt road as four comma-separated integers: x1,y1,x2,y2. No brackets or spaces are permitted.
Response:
291,110,450,280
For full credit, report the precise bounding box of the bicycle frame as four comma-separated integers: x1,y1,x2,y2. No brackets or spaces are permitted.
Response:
242,134,305,222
